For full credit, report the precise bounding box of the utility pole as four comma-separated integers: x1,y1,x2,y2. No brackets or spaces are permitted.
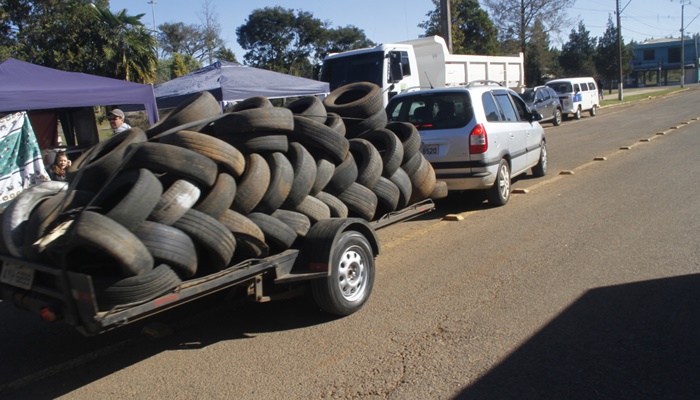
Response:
616,0,624,100
681,1,688,88
439,0,452,53
148,1,158,56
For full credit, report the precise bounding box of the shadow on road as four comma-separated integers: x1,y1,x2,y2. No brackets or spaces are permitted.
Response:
455,273,700,400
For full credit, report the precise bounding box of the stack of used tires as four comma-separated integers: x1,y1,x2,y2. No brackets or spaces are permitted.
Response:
0,82,445,311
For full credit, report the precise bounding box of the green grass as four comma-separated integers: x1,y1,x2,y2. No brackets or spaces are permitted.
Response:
600,87,683,107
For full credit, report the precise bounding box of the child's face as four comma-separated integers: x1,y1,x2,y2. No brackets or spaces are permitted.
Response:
56,156,68,169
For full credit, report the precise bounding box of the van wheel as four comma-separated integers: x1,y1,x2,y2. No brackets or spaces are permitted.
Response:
311,230,375,316
553,108,562,126
532,141,547,177
590,106,597,117
574,107,581,120
486,160,510,206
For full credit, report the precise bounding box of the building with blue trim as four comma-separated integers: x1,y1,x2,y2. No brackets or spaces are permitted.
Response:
630,37,699,87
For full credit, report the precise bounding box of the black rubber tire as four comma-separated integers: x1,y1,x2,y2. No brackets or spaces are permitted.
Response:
401,152,423,178
553,108,563,126
158,130,246,178
218,209,268,260
429,180,448,200
203,107,294,135
284,96,327,123
289,115,349,164
134,221,197,278
388,167,412,209
337,183,377,221
590,106,597,117
345,108,388,138
310,230,375,316
386,122,421,164
254,152,294,214
349,138,383,190
194,173,237,219
2,181,69,257
124,142,218,188
271,209,311,238
531,141,548,178
145,91,222,138
322,82,383,118
67,128,147,190
324,112,346,137
230,96,273,111
282,142,317,208
91,168,163,231
358,128,404,177
371,176,400,217
149,180,201,225
486,159,511,206
292,195,331,223
574,107,582,120
315,191,349,218
325,152,358,195
61,211,154,277
246,212,297,252
408,156,437,204
93,264,182,311
173,209,236,272
231,153,270,215
310,158,335,196
216,132,289,154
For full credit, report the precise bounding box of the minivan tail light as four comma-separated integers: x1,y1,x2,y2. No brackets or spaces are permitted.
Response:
469,124,488,154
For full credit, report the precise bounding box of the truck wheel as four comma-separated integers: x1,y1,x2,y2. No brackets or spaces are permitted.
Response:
531,141,548,178
486,159,510,206
311,230,375,316
553,108,562,126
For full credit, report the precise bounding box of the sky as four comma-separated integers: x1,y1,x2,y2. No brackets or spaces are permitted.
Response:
109,0,700,59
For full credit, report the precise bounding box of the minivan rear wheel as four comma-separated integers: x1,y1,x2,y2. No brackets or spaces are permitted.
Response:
590,106,597,117
487,160,510,206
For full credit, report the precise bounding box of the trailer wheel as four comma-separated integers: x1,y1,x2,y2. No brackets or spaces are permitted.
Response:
311,230,375,316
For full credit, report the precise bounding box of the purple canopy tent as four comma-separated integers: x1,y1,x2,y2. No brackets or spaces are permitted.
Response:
0,58,158,124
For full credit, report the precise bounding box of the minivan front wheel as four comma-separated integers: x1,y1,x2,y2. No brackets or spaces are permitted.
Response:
487,160,510,206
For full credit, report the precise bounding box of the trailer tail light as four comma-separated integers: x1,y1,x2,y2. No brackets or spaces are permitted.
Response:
40,307,59,323
469,124,488,154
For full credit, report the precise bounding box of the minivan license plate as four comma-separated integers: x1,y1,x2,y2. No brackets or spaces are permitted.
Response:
1,262,34,290
421,144,439,156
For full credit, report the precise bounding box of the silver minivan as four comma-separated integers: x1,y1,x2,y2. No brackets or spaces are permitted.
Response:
386,83,547,206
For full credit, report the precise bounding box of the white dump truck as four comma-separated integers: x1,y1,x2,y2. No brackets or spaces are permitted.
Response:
320,36,525,107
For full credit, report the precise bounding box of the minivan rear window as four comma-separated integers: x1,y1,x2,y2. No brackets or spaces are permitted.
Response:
387,92,473,130
546,82,573,94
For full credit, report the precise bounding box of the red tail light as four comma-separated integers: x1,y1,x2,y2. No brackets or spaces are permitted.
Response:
469,124,488,154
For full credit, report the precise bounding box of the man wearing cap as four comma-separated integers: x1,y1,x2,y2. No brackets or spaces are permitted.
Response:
108,109,131,135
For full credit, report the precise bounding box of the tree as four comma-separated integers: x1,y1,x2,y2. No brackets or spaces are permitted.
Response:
595,15,632,89
482,0,575,56
314,25,375,62
198,0,224,65
525,19,556,86
559,21,597,77
236,7,324,77
419,0,499,55
215,46,238,63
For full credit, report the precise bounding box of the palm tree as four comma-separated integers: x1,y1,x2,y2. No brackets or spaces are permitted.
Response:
90,6,157,83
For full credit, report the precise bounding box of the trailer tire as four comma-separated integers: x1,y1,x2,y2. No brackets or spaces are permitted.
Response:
386,122,421,163
271,209,311,238
284,96,327,123
292,195,331,223
349,138,383,190
158,130,246,177
218,210,268,260
310,158,335,196
314,191,349,218
322,82,383,118
372,176,400,216
91,168,163,231
93,264,182,311
125,142,218,188
290,115,349,164
247,212,297,251
149,180,201,225
134,221,198,278
173,209,236,272
231,153,270,215
401,152,423,178
194,173,237,219
282,143,317,208
388,167,412,209
325,152,358,196
311,230,375,316
337,183,377,221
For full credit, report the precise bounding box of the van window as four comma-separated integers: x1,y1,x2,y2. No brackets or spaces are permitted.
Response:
482,92,501,122
546,82,573,94
510,93,529,121
573,83,581,93
493,92,518,122
588,82,597,91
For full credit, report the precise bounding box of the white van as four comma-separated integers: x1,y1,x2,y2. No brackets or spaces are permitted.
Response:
545,77,599,120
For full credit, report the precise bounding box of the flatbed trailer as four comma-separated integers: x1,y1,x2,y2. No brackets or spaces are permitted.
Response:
0,200,434,336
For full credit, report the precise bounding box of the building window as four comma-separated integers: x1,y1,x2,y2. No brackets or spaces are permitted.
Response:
643,49,654,60
668,47,681,63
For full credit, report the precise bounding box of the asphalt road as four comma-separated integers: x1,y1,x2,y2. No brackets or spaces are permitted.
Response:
1,89,699,399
